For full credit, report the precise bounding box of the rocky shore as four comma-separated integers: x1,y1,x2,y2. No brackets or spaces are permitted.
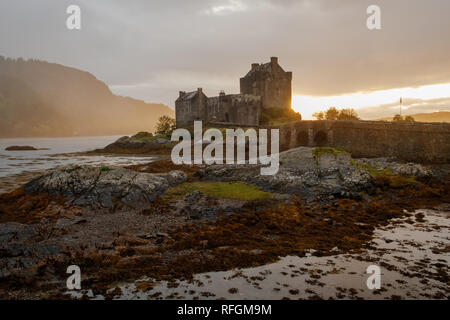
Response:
0,147,448,299
87,132,174,155
5,146,39,151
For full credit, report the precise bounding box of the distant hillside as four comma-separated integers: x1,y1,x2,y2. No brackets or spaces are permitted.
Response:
377,111,450,123
0,56,174,138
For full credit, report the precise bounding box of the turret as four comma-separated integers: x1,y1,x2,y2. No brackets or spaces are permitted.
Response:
270,57,278,66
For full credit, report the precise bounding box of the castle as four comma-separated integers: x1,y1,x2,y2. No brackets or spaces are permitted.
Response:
175,57,292,127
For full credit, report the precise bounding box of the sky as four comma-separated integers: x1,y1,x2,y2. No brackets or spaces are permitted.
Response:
1,0,450,119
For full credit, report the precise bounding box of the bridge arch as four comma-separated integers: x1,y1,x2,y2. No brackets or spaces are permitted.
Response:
314,130,328,147
296,131,309,146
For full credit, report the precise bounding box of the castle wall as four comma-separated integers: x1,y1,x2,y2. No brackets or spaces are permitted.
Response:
175,90,207,127
175,99,190,127
275,120,450,163
206,94,260,126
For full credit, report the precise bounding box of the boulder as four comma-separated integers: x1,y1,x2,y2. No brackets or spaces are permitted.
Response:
279,147,316,172
23,166,187,210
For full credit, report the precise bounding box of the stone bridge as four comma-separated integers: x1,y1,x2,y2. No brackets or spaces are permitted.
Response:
274,120,450,163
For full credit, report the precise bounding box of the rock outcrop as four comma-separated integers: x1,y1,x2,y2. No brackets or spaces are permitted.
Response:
24,166,186,210
199,147,374,198
90,132,174,155
357,158,432,178
200,147,435,199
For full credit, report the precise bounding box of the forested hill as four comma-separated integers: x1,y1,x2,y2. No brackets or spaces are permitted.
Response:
0,56,174,137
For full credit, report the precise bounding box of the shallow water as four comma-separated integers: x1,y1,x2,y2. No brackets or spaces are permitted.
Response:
0,136,154,178
71,209,449,300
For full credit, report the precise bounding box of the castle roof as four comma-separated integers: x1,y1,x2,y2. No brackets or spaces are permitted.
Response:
176,91,198,102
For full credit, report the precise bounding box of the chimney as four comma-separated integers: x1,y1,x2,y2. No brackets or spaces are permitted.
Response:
251,63,259,70
179,91,186,98
197,88,203,94
219,90,226,96
270,57,278,66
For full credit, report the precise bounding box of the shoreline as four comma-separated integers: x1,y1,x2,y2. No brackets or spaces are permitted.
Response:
0,147,448,300
70,208,449,300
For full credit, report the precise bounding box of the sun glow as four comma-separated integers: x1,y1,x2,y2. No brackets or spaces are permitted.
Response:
292,83,450,120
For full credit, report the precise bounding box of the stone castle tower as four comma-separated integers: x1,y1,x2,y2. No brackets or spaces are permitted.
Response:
175,57,292,127
240,57,292,110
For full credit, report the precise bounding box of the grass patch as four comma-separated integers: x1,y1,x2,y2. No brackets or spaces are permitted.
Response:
100,166,112,172
163,181,272,201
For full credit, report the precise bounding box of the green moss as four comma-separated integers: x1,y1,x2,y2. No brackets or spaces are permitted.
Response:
131,132,170,142
386,175,418,188
313,147,349,165
132,132,153,141
350,160,394,178
163,181,272,201
100,166,112,172
350,161,418,188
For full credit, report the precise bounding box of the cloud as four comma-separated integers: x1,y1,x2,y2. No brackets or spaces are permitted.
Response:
357,97,450,119
110,70,236,104
201,0,248,16
1,0,450,111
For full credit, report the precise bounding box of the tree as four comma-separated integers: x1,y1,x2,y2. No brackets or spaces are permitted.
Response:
312,111,325,120
325,107,340,120
155,116,176,136
404,115,415,123
337,108,360,120
313,107,360,120
393,114,415,122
